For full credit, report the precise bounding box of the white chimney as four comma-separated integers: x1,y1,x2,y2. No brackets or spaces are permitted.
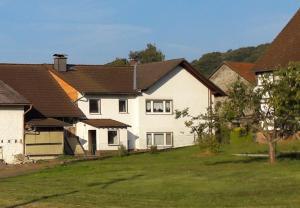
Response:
53,54,67,72
130,59,138,90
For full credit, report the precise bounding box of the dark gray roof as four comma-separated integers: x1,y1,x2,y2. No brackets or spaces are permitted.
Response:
0,80,30,106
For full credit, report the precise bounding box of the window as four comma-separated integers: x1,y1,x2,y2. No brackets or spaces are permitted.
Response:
153,101,164,112
146,100,151,113
165,101,171,113
119,99,128,113
154,133,164,145
108,130,119,145
89,99,100,114
166,133,172,145
145,100,173,114
146,132,173,146
146,133,152,146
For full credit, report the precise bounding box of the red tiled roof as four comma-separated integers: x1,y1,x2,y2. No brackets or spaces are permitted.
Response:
253,9,300,72
82,119,130,128
224,61,256,83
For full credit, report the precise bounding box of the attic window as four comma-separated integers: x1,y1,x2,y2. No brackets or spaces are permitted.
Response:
89,99,101,114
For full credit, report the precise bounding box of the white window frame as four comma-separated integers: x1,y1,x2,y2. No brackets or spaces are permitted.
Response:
119,99,128,113
146,132,173,147
89,98,101,114
108,129,120,146
145,100,173,114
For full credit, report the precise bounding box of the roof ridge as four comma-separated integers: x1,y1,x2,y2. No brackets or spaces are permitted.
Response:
224,61,254,65
138,58,185,66
0,63,47,66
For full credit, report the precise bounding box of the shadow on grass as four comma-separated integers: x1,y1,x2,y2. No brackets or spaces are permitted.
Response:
205,157,266,165
278,152,300,160
87,174,144,189
4,174,143,208
4,190,79,208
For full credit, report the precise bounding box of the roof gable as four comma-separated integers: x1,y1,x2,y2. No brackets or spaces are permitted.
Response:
254,9,300,72
224,61,255,83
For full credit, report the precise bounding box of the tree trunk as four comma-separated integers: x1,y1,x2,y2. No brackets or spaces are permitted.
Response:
268,141,276,164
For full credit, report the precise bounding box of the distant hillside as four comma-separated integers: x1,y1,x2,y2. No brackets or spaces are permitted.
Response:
191,43,270,77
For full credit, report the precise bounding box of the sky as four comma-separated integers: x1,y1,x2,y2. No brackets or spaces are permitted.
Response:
0,0,299,64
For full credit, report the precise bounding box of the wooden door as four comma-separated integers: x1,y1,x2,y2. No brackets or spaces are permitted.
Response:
88,130,97,155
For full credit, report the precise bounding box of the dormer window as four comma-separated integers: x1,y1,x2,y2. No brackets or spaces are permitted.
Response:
89,99,101,114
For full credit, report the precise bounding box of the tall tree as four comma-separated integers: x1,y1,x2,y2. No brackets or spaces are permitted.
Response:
129,43,165,63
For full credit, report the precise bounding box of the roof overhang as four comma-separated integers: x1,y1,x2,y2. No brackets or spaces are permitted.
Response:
26,118,72,128
82,119,130,128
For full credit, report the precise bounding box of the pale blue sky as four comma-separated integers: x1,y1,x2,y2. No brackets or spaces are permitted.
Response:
0,0,299,64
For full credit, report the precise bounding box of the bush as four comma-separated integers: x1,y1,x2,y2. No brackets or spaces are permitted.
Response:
230,128,253,145
149,145,158,154
197,134,221,153
118,145,128,157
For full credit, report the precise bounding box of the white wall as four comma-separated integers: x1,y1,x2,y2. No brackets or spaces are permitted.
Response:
0,106,24,164
136,66,211,149
76,122,128,151
75,66,214,150
76,94,138,149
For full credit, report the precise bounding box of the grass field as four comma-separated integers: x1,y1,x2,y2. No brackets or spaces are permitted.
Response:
1,142,300,208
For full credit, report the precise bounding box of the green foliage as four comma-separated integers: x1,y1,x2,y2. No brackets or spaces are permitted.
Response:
176,104,226,152
197,134,221,153
221,78,260,126
105,58,129,66
257,63,300,139
149,145,158,154
191,43,270,77
118,145,129,157
129,43,165,63
106,43,165,66
230,128,254,145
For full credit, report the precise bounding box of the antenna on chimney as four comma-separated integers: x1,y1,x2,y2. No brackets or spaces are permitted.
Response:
53,53,68,72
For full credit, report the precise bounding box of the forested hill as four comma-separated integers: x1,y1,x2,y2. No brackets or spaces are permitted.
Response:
191,43,270,77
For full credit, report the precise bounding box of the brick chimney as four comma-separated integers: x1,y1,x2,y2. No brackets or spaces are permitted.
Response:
53,54,67,72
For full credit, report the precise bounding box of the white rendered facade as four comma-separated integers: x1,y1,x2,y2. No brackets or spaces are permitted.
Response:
75,66,215,151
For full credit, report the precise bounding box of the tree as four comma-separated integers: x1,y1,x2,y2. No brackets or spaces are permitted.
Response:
106,43,165,66
129,43,165,64
222,63,300,163
105,58,129,66
176,63,299,163
175,103,225,153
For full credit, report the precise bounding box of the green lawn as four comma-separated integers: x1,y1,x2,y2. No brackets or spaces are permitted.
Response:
1,143,300,208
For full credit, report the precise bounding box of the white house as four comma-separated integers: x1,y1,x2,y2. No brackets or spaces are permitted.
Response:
49,57,225,154
0,80,30,164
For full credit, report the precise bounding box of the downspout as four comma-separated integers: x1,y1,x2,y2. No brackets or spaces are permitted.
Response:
23,104,33,155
